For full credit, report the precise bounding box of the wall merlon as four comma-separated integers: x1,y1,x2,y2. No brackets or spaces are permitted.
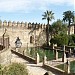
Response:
3,20,7,26
0,20,46,29
12,21,17,27
8,21,12,26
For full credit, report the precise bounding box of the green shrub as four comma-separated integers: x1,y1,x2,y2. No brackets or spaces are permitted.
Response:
3,63,28,75
50,34,69,46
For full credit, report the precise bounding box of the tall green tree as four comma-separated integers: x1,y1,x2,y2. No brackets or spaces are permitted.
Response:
63,10,74,35
51,19,68,36
50,19,68,46
42,10,54,46
63,10,74,26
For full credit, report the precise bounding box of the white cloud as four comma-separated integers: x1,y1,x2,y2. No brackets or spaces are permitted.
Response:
74,0,75,10
0,0,32,12
0,0,74,12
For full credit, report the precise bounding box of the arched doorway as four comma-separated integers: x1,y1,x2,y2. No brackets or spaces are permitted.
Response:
30,36,33,43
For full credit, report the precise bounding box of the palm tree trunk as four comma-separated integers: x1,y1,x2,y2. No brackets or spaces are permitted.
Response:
68,20,71,35
46,19,49,46
68,20,71,45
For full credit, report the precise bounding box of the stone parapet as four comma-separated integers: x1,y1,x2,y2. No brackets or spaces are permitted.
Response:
0,20,47,29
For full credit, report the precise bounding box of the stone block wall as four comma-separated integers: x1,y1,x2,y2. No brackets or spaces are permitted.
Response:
0,48,11,65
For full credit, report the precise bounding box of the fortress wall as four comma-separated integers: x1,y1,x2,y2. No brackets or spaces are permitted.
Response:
0,20,47,29
0,28,42,47
7,29,30,47
0,20,47,47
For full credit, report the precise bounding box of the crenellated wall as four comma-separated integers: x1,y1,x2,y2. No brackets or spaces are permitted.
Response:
0,20,47,29
0,20,47,48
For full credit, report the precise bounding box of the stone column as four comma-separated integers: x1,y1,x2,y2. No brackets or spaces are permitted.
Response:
69,48,71,57
43,55,47,66
36,53,39,64
54,49,58,60
52,44,54,49
69,48,71,54
65,59,70,74
52,44,54,53
62,45,66,62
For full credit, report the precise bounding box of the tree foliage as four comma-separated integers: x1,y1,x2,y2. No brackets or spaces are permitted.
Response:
68,34,75,46
50,33,69,46
71,34,75,43
51,19,68,35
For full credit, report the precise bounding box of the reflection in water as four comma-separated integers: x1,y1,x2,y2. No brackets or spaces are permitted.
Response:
56,61,75,73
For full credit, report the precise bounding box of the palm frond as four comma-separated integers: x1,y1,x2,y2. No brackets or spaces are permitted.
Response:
42,10,54,23
44,12,47,15
42,18,46,20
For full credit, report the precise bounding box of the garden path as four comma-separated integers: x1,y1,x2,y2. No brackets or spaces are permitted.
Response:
11,53,55,75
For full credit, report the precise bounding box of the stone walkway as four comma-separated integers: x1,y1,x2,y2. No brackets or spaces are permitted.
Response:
46,57,75,66
11,53,55,75
11,51,75,75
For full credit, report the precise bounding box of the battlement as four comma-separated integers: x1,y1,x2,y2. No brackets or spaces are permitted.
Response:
0,20,47,29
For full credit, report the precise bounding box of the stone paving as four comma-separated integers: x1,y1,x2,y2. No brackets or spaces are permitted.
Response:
46,57,75,66
11,53,55,75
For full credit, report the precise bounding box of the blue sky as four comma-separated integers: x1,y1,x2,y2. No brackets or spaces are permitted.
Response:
0,0,74,24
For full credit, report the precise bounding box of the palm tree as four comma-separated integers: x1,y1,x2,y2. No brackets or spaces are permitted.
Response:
63,10,74,26
42,10,54,46
63,10,74,35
